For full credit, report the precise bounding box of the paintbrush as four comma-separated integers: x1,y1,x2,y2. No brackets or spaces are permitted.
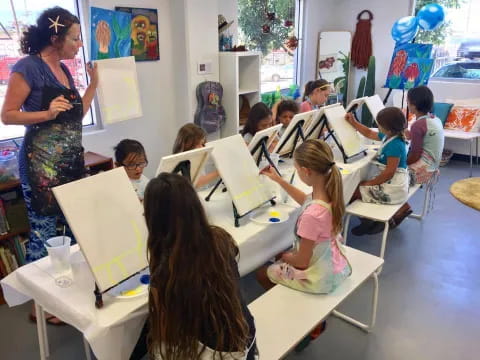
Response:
34,230,50,247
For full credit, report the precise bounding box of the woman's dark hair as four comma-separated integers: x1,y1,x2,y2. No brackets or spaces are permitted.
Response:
20,7,80,55
376,107,407,142
241,102,272,136
407,86,434,114
276,100,299,122
303,79,330,101
144,173,249,359
114,139,147,164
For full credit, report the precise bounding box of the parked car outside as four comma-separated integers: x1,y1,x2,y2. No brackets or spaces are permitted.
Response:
431,61,480,80
457,39,480,59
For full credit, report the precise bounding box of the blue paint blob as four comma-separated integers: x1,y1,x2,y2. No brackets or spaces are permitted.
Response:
140,274,150,284
269,217,280,223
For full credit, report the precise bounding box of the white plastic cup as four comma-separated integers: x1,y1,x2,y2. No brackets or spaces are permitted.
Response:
269,153,280,168
45,236,72,274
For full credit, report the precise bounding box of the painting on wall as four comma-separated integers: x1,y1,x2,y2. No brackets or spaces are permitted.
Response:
91,7,131,60
116,7,160,61
385,43,434,90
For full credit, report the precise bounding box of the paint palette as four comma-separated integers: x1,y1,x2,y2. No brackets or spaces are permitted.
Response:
250,205,291,225
106,269,149,300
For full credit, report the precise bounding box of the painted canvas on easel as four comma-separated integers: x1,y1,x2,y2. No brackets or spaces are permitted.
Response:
91,7,131,60
385,43,433,89
116,7,160,61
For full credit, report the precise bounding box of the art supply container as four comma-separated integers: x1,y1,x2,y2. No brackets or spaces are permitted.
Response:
0,150,19,183
45,236,73,287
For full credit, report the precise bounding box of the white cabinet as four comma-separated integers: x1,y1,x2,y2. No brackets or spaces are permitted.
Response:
219,51,261,137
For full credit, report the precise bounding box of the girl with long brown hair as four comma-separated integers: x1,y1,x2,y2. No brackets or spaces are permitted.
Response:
172,123,219,188
345,107,409,235
144,173,256,359
256,139,352,348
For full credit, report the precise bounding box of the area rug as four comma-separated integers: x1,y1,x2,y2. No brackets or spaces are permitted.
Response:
450,177,480,211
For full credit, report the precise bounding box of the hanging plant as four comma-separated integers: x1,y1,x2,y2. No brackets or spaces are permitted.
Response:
284,35,298,51
262,24,271,34
284,20,293,27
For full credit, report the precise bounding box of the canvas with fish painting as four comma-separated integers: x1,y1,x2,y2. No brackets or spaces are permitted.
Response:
385,43,434,90
116,7,160,61
90,7,131,60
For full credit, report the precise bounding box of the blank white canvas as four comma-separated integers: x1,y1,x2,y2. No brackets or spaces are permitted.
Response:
345,97,368,113
248,124,282,163
365,95,385,122
209,135,274,216
52,167,148,292
324,104,366,157
273,110,318,155
156,147,213,184
96,56,143,124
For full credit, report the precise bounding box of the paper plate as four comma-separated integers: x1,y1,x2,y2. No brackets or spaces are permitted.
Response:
106,270,149,300
250,206,290,225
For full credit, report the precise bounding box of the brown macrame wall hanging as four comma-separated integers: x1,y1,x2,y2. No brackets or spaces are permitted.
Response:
351,10,373,70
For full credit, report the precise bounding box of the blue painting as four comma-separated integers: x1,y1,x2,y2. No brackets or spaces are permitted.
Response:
385,43,434,89
91,7,131,60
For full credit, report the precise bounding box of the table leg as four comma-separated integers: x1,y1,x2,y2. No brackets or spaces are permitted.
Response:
34,302,49,360
470,139,473,177
476,137,479,167
83,336,93,360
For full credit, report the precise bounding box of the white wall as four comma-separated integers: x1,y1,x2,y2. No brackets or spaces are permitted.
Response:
82,0,178,178
301,0,412,103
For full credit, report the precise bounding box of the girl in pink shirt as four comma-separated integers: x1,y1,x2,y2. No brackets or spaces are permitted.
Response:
257,139,352,350
299,79,331,112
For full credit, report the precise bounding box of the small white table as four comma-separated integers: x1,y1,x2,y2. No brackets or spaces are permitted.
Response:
444,129,480,177
1,147,376,360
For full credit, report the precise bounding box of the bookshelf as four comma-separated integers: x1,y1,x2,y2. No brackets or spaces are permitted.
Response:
219,51,262,137
0,151,113,305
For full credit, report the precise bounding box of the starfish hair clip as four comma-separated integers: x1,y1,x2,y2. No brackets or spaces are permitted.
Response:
48,16,65,34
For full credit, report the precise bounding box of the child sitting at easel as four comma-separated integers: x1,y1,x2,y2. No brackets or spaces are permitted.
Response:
114,139,150,201
257,139,352,351
172,123,219,188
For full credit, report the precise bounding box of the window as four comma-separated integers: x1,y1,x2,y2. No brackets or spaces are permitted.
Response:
0,0,93,141
238,0,303,93
414,0,480,80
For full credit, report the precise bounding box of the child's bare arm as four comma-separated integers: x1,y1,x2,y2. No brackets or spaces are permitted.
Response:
360,157,399,186
194,170,220,188
281,237,316,270
345,113,381,141
260,166,307,205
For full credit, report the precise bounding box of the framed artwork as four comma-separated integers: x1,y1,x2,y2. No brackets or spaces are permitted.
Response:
385,43,434,89
90,7,131,60
116,7,160,61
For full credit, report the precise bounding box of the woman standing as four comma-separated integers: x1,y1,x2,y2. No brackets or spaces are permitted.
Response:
1,8,97,270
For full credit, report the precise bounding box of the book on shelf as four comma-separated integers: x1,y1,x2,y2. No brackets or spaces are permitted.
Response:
0,198,10,235
0,235,28,277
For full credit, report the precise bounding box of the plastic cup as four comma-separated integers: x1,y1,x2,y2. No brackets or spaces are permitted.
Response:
269,153,280,168
45,236,73,287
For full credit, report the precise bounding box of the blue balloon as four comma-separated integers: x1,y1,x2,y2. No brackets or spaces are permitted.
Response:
391,16,419,44
417,3,445,31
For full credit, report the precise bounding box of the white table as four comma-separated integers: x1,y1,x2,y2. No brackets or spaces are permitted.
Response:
443,129,480,177
1,146,376,360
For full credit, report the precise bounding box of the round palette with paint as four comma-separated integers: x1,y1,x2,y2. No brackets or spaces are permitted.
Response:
250,205,291,225
106,269,150,300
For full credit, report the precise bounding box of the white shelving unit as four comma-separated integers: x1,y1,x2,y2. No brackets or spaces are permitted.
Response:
219,51,261,137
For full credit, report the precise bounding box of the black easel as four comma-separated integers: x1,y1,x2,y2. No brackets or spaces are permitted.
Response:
93,266,148,309
171,160,192,181
205,135,277,227
275,120,306,158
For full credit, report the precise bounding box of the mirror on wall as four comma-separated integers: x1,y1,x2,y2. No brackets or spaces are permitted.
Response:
317,31,352,105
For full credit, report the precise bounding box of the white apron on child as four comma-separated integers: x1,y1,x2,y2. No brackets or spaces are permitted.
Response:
267,197,352,294
359,135,409,205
